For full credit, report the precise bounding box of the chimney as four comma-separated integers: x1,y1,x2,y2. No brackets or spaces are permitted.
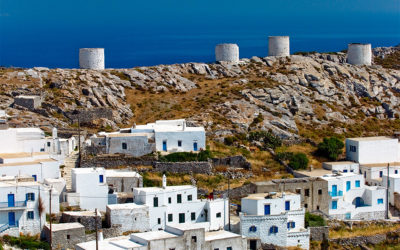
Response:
98,229,104,241
182,120,186,131
162,174,167,189
52,127,58,139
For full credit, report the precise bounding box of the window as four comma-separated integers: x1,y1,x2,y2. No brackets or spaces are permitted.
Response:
269,226,278,234
285,201,290,211
227,247,232,250
191,236,197,242
168,214,173,222
264,204,270,215
332,200,338,210
295,188,301,194
346,181,351,191
67,234,70,239
364,171,366,178
216,212,221,218
153,197,159,207
47,142,51,147
350,169,354,172
32,175,37,181
178,140,182,147
157,218,161,224
99,175,104,183
317,206,320,210
380,171,383,178
27,211,34,219
188,195,192,201
304,203,308,208
26,193,35,201
177,194,182,203
350,145,357,152
249,225,257,232
318,189,322,195
179,213,185,223
191,212,196,221
287,221,295,229
395,170,398,174
163,141,167,151
343,169,348,173
378,198,384,204
168,197,172,204
40,148,45,152
355,180,360,188
305,189,310,197
122,143,127,150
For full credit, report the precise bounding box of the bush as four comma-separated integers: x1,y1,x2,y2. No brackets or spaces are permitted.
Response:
317,137,344,161
1,235,50,250
288,153,309,170
224,136,237,146
275,152,294,161
305,212,326,228
159,149,212,162
248,131,282,150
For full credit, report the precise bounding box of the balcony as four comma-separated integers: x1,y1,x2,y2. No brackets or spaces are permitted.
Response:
329,190,343,197
0,201,27,210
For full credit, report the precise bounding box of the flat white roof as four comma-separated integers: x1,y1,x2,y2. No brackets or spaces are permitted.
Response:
105,170,141,178
107,203,147,210
324,161,358,165
131,230,179,241
167,222,209,231
134,185,195,193
77,236,143,250
320,172,360,180
243,192,297,200
205,230,242,242
16,95,39,99
72,168,105,174
0,180,40,188
347,136,395,141
62,210,101,216
47,222,84,231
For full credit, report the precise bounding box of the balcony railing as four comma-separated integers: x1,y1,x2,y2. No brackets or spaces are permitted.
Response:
329,191,343,197
0,222,19,233
0,201,26,208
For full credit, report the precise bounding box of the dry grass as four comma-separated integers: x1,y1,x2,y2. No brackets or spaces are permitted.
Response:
330,223,400,239
276,143,325,169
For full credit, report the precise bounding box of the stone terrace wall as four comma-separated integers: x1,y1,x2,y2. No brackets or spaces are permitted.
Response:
211,155,251,170
154,161,212,174
309,226,329,242
81,154,155,168
60,213,101,231
66,108,113,124
330,234,387,247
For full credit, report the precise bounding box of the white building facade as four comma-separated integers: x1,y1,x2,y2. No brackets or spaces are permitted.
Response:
321,172,386,220
240,192,309,250
0,177,46,237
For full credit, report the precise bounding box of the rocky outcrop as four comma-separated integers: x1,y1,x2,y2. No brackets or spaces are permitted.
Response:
0,46,399,139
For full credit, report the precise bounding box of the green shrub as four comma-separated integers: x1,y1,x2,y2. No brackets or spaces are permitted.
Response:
317,137,344,160
288,153,309,170
305,212,326,227
248,131,282,150
224,136,237,146
275,152,294,161
1,234,50,250
250,113,264,127
159,150,212,162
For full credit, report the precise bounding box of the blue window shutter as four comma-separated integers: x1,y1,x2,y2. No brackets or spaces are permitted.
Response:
285,201,290,210
292,222,295,228
287,223,290,229
99,175,104,183
26,193,28,201
32,193,35,201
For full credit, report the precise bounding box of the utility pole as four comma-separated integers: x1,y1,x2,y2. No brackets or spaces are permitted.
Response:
386,163,390,219
227,173,231,231
77,114,81,168
95,208,99,250
49,187,52,250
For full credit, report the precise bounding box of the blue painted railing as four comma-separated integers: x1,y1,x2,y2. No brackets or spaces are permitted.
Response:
0,222,18,233
0,201,26,208
329,190,343,197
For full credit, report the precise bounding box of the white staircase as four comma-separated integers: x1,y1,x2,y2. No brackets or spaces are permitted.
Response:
63,151,79,191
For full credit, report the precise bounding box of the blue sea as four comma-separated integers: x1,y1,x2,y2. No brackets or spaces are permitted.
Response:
1,25,399,69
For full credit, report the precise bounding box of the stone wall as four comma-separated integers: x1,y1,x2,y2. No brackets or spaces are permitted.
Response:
60,212,101,231
214,183,256,200
330,233,387,247
81,154,155,168
309,226,329,242
42,224,86,250
153,161,212,174
66,108,113,124
211,155,251,170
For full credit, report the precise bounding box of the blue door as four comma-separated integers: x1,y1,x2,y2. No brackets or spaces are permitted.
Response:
162,141,167,151
332,185,337,196
346,181,351,191
32,175,37,181
193,142,198,151
8,212,15,226
264,204,270,215
285,201,290,211
8,194,15,207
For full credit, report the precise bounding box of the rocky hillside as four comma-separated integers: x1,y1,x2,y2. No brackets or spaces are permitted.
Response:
0,46,399,142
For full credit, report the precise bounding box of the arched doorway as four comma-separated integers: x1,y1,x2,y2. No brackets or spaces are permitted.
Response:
352,197,365,208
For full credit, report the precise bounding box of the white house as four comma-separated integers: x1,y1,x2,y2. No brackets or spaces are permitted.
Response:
45,128,76,162
240,192,309,250
0,176,46,237
382,173,400,206
132,175,228,232
0,152,60,182
67,168,109,212
76,222,246,250
359,164,400,186
346,136,400,164
323,161,359,174
320,172,386,220
92,119,206,156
